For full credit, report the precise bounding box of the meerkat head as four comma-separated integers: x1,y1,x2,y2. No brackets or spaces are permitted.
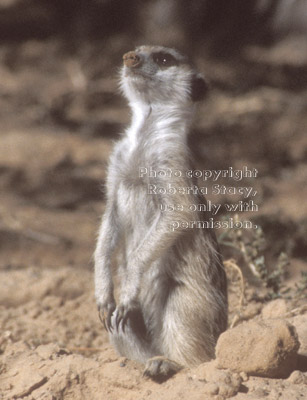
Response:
120,45,208,107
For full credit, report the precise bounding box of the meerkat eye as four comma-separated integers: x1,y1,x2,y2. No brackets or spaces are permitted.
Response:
153,52,178,68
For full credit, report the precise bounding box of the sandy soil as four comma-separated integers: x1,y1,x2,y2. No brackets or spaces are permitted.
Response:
0,35,306,399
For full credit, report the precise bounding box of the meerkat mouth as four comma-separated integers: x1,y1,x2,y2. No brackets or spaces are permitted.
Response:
125,68,144,77
124,67,154,82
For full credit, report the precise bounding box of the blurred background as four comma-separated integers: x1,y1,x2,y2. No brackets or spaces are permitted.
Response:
0,0,307,289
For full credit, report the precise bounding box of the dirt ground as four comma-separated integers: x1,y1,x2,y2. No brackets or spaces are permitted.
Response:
0,33,307,399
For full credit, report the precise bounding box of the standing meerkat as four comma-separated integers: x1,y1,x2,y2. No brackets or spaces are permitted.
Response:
95,45,228,380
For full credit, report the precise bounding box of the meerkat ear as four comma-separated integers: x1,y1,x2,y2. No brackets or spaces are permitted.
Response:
190,74,209,102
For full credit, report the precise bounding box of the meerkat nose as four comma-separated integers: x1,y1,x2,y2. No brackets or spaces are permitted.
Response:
123,51,142,68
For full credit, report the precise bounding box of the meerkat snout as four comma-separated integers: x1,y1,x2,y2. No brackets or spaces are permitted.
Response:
123,51,142,68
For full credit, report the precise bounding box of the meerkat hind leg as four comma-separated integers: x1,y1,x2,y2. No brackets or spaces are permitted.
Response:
144,356,183,382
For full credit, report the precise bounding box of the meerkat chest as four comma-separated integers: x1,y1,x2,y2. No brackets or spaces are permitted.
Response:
111,143,157,228
116,177,157,233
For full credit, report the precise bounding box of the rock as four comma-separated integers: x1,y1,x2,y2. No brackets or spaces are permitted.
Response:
287,370,307,384
291,314,307,357
203,382,219,395
218,383,240,398
239,371,249,382
251,387,269,398
291,314,307,371
193,361,242,398
215,319,300,378
262,299,287,319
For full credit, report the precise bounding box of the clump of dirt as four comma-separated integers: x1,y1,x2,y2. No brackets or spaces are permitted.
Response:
216,319,300,378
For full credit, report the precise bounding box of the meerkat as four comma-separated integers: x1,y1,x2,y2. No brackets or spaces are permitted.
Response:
94,45,228,380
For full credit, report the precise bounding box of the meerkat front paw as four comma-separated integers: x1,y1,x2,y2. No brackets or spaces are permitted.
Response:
97,298,116,332
114,299,139,332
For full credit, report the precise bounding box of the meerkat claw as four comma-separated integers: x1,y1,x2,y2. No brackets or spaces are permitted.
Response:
98,306,107,331
98,304,115,332
115,308,123,331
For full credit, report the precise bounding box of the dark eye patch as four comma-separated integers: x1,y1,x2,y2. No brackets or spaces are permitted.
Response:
152,52,178,68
